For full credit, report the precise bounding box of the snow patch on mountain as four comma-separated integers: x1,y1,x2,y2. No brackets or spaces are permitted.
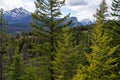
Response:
3,7,95,26
80,19,95,26
4,7,32,24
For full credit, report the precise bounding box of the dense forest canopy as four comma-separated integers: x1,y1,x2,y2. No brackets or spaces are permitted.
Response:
0,0,120,80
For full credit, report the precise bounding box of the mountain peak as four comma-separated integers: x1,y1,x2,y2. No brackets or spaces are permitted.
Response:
4,7,31,24
80,19,95,26
11,7,29,15
19,7,24,10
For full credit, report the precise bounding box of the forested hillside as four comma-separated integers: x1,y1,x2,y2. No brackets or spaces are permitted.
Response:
0,0,120,80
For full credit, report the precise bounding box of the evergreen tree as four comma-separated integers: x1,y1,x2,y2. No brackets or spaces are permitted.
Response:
24,55,51,80
31,0,70,53
3,40,15,80
73,0,120,80
27,33,51,80
71,26,92,65
0,8,8,80
31,0,71,80
94,0,108,23
109,0,120,46
31,0,71,54
9,46,23,80
106,0,120,73
0,8,4,80
73,19,119,80
53,27,78,80
23,64,40,80
111,0,120,20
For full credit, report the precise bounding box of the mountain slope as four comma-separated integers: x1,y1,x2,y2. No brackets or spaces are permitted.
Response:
4,7,32,24
3,7,95,34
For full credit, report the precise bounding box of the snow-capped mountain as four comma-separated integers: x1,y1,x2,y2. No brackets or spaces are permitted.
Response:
4,7,32,24
80,19,95,26
67,17,83,27
4,7,95,26
3,7,95,34
67,17,95,27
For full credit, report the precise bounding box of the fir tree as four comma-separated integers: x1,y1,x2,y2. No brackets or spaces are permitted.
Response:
73,0,120,80
27,33,51,80
73,19,119,80
0,8,4,80
23,64,40,80
111,0,120,20
0,8,8,80
53,27,78,80
94,0,108,23
31,0,71,80
106,0,120,73
9,46,23,80
31,0,71,55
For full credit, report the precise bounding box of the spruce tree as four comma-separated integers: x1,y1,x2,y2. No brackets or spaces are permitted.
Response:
23,64,40,80
106,0,120,73
73,18,119,80
31,0,71,55
53,27,78,80
110,0,120,46
27,32,51,80
94,0,108,23
111,0,120,20
0,8,3,80
73,0,120,79
31,0,71,80
0,8,8,80
9,46,23,80
71,26,92,65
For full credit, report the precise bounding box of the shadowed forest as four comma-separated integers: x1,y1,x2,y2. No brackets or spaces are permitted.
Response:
0,0,120,80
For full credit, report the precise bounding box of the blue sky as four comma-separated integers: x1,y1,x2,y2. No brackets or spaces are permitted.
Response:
0,0,112,21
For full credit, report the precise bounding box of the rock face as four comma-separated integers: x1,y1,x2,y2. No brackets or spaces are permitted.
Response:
80,19,95,26
3,7,95,34
67,17,83,27
3,7,32,34
4,7,32,24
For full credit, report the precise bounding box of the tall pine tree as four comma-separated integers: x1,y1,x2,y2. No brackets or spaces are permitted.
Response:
0,8,8,80
31,0,71,80
53,27,79,80
111,0,120,20
0,8,3,80
73,0,120,80
94,0,108,23
23,64,41,80
9,46,23,80
73,23,119,80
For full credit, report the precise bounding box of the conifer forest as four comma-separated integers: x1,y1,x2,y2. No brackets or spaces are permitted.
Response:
0,0,120,80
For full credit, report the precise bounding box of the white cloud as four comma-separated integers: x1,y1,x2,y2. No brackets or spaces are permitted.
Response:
0,0,35,12
63,0,113,21
66,0,88,6
0,0,113,21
